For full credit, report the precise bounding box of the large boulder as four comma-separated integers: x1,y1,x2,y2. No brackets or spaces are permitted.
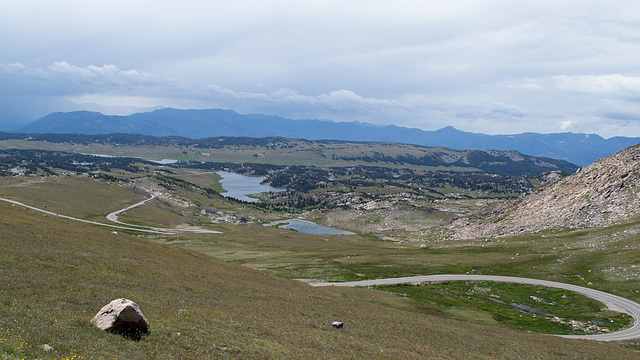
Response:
91,298,149,336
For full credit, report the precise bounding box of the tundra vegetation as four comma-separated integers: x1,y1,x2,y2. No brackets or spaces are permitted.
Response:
1,136,639,358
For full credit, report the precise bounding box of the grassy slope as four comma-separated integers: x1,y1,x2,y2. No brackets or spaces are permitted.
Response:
1,206,638,359
5,176,640,333
0,176,146,220
157,220,640,300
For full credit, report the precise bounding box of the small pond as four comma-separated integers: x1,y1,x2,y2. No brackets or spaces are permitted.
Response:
217,172,353,235
264,219,355,236
82,153,178,165
217,171,286,203
149,159,179,164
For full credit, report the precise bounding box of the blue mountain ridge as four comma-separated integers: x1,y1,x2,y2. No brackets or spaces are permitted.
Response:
16,108,640,166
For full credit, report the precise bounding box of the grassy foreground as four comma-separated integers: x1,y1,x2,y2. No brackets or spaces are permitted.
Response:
1,206,638,359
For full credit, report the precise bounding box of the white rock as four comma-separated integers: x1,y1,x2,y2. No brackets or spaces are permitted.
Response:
91,298,149,335
39,344,54,352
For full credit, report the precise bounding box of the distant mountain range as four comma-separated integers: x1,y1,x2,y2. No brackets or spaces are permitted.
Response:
16,108,640,166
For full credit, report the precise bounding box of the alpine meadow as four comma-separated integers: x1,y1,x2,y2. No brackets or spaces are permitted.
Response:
4,2,640,359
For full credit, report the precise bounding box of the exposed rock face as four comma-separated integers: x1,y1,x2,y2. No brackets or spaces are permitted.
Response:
533,170,565,187
449,142,640,239
91,298,149,336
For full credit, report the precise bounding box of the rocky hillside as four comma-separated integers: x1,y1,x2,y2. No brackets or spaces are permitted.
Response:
449,142,640,239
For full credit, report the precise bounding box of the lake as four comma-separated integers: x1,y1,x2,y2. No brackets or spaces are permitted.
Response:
217,172,352,235
149,159,179,164
264,219,355,236
82,153,178,165
217,171,286,202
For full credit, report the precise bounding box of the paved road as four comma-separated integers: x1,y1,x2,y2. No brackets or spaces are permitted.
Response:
310,274,640,341
0,196,221,234
1,196,166,233
106,195,157,224
105,195,222,234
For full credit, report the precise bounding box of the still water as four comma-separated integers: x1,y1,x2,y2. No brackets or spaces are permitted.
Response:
217,172,354,235
264,219,355,236
149,159,179,164
217,171,286,203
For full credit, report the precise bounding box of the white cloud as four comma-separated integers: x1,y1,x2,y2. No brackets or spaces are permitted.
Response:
560,119,574,132
552,74,640,96
1,61,168,90
64,93,166,109
205,84,271,101
3,1,640,137
202,86,402,114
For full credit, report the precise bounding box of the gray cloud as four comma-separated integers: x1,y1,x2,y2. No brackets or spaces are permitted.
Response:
1,1,640,137
0,62,168,90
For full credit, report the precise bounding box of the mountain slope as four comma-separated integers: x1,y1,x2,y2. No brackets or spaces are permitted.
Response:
16,108,640,166
18,111,175,135
449,142,640,239
3,202,636,358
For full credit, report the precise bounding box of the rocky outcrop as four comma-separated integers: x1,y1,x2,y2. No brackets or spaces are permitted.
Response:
91,298,149,336
449,142,640,239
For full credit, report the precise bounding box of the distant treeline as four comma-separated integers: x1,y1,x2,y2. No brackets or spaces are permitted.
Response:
0,148,563,212
333,150,575,176
178,160,542,198
0,132,579,176
0,148,152,177
0,132,311,148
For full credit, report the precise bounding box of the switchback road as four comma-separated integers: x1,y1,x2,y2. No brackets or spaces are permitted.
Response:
309,274,640,341
105,195,222,234
0,196,221,234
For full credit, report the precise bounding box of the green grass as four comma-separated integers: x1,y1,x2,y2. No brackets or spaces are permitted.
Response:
374,281,632,335
4,203,639,358
5,175,640,322
151,218,640,307
117,199,196,228
0,176,144,219
173,171,225,193
6,173,628,299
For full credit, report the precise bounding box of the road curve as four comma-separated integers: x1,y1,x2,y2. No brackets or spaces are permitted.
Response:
0,196,221,234
0,196,165,233
309,274,640,341
105,195,222,234
106,195,158,225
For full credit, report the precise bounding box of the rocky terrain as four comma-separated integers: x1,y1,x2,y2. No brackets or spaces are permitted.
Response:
449,142,640,240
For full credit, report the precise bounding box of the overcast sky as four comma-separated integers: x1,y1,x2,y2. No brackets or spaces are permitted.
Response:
2,1,640,137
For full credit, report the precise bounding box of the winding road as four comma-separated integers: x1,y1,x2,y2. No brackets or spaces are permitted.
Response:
4,195,639,341
309,274,640,341
0,196,221,234
105,194,222,234
105,194,158,225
